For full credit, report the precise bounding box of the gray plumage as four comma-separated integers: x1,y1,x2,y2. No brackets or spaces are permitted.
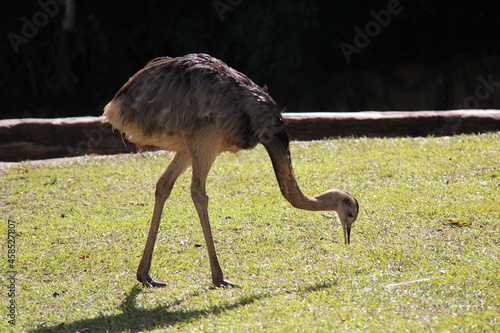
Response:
106,53,286,152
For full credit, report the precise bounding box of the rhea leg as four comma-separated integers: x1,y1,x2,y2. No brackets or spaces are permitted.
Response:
188,139,236,287
137,152,191,287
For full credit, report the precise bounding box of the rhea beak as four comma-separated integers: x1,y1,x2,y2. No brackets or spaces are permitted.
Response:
343,223,351,245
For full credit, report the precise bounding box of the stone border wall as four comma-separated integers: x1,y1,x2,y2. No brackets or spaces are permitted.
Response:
0,110,499,162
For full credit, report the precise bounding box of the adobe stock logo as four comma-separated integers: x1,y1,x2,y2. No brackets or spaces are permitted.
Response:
212,0,243,21
454,74,500,109
7,0,67,54
339,0,404,64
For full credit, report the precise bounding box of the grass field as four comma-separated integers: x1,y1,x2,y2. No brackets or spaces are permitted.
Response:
1,133,499,332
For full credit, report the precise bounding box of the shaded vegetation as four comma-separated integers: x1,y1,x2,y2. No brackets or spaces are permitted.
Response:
2,0,500,117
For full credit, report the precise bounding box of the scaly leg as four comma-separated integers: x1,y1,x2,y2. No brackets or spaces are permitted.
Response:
137,152,191,287
188,136,236,288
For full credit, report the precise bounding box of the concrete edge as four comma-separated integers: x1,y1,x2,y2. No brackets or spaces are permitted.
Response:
0,110,499,162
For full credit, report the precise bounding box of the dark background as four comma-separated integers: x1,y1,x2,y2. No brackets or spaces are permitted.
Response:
1,0,500,119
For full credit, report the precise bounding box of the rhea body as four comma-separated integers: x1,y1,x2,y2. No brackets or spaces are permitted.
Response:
104,54,358,287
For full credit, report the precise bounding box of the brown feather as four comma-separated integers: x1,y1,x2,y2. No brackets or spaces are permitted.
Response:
104,53,286,152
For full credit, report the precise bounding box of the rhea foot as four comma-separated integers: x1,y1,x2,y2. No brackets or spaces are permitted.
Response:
213,279,238,288
137,272,167,288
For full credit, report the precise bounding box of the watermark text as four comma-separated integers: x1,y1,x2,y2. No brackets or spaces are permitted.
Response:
6,219,17,326
340,0,403,64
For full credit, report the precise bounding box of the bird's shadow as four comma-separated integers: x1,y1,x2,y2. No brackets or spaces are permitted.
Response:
28,280,338,333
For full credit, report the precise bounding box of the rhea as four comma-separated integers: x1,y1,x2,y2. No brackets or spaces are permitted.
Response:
104,54,359,288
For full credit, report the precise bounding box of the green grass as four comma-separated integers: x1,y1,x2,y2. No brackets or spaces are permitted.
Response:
1,133,499,332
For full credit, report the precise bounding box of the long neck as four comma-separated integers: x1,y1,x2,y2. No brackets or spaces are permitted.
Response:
263,132,324,211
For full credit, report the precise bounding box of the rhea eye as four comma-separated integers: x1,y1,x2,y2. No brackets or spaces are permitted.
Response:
343,199,350,207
